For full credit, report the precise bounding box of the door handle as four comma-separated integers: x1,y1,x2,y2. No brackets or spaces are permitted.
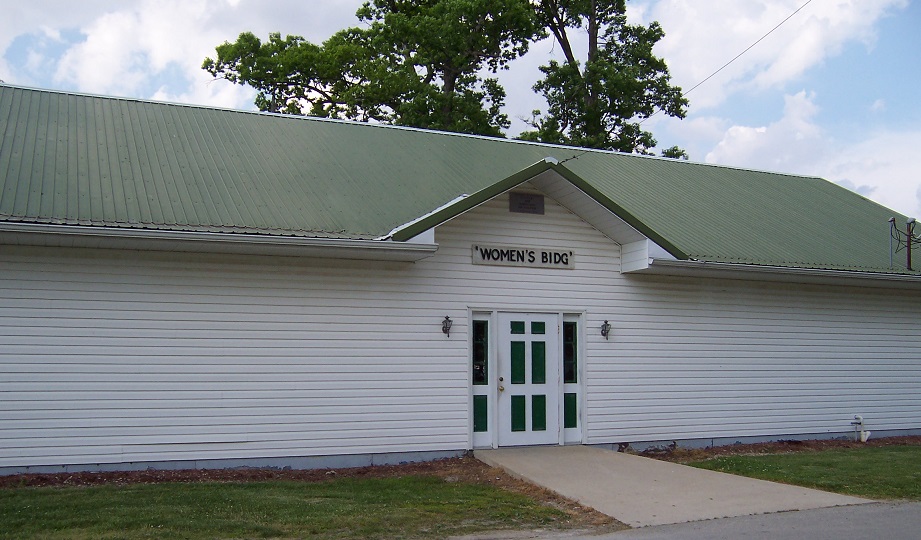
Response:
498,385,505,392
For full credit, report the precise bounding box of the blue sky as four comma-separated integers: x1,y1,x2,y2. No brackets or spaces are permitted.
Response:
2,0,919,218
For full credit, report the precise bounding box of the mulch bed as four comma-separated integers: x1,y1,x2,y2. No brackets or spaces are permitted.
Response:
637,435,921,463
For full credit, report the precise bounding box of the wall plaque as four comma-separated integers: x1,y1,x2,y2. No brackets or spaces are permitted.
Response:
509,192,544,215
472,244,574,269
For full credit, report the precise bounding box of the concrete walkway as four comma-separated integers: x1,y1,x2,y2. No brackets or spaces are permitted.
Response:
476,446,871,528
578,502,921,540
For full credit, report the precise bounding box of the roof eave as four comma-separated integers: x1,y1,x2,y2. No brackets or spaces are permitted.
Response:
628,257,921,290
0,222,438,262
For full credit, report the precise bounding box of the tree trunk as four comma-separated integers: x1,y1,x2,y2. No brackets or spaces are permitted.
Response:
585,0,598,112
441,69,458,126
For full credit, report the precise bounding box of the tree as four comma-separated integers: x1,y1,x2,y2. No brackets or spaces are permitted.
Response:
203,0,538,136
661,145,688,160
522,0,688,154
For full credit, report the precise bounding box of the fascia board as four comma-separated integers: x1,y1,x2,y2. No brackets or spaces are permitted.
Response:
390,160,556,242
543,163,688,260
389,159,689,261
526,170,676,261
0,223,437,262
634,257,921,290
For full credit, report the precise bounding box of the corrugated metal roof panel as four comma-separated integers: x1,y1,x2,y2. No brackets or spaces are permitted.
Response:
0,84,910,274
564,154,902,271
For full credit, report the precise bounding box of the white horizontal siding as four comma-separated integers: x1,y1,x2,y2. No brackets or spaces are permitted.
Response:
620,240,650,272
585,273,921,442
3,181,921,469
0,251,469,468
432,186,921,445
0,183,622,468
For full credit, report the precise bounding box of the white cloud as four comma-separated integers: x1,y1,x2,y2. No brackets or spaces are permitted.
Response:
13,0,365,106
54,10,147,95
646,0,908,109
0,1,112,50
705,90,921,218
25,50,45,73
38,26,62,41
706,90,825,170
835,178,876,198
819,131,921,218
150,71,255,110
495,36,560,136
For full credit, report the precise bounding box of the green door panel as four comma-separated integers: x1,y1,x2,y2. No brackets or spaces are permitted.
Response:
511,395,526,432
511,341,526,384
532,394,546,431
531,341,546,384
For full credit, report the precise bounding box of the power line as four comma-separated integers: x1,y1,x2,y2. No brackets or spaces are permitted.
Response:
641,0,814,124
683,0,815,97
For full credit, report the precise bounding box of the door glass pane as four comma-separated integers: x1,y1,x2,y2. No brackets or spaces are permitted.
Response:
531,341,546,384
510,321,525,334
564,392,577,429
472,320,488,385
511,395,526,432
510,341,525,384
532,395,546,431
563,321,577,384
473,395,488,432
531,321,545,334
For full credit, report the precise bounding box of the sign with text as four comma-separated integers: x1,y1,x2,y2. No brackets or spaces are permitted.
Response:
509,192,545,215
472,244,575,269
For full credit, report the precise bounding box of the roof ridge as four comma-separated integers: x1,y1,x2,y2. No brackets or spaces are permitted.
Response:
0,83,821,181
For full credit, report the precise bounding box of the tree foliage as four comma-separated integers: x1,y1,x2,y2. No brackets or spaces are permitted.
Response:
660,145,689,160
203,0,537,136
522,0,688,154
203,0,687,153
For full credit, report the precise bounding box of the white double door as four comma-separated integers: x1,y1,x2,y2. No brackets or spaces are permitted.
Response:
496,313,560,446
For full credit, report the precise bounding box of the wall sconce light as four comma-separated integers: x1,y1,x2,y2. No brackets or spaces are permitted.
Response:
442,316,453,337
601,320,612,340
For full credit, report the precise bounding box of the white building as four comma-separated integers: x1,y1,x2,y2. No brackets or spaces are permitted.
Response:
1,85,919,474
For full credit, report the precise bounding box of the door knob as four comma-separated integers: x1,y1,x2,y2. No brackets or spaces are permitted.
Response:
498,385,505,392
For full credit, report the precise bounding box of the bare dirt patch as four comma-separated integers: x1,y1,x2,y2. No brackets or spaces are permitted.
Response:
637,435,921,464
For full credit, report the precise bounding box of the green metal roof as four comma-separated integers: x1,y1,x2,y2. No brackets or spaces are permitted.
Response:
563,153,906,272
0,84,911,274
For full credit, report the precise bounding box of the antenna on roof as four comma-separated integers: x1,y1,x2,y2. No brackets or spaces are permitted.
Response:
889,217,895,269
890,217,920,271
910,218,917,271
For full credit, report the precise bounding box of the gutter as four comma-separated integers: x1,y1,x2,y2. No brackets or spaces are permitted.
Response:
0,222,438,262
634,257,921,290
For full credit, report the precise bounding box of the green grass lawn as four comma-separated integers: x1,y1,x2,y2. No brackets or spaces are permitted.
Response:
689,445,921,501
0,475,570,540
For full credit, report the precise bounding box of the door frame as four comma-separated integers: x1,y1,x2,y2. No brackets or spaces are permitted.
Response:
469,309,585,449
